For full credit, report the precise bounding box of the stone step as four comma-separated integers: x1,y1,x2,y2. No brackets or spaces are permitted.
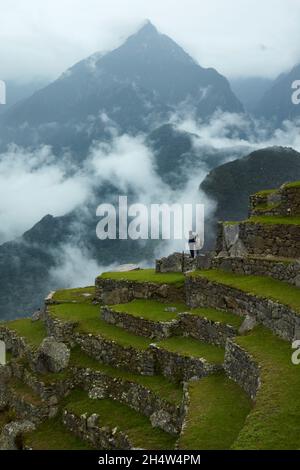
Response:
225,326,300,449
186,269,300,341
62,389,177,450
96,269,185,305
178,373,252,450
212,254,300,286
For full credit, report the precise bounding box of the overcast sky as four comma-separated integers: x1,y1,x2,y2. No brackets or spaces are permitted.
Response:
0,0,300,83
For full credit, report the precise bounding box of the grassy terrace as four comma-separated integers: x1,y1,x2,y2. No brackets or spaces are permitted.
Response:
10,379,43,406
248,215,300,225
191,269,300,314
113,300,242,328
50,303,151,350
285,181,300,189
188,307,243,329
65,390,176,450
52,286,95,304
1,319,46,348
233,326,300,449
24,416,93,450
157,336,224,364
254,189,277,196
99,269,185,287
113,299,185,322
70,347,183,405
179,373,252,450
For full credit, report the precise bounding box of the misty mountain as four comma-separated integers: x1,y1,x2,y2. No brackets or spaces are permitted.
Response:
0,79,48,115
230,76,273,113
0,21,243,154
254,64,300,125
201,146,300,221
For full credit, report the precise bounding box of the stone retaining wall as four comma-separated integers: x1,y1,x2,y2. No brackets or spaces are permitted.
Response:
224,339,260,399
45,309,78,345
62,410,132,450
150,344,222,383
95,278,185,305
102,306,179,340
212,255,300,286
76,333,155,376
75,367,183,435
249,185,300,218
185,275,300,341
179,313,237,347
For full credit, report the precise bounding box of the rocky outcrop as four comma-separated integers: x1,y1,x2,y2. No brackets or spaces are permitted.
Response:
0,420,35,450
34,337,70,374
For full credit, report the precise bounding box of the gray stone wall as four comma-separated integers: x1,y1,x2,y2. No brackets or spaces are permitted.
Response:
150,344,222,383
213,255,300,286
185,275,300,341
102,306,180,340
224,339,260,399
250,185,300,218
74,367,183,435
179,312,237,347
62,410,132,450
95,278,185,305
76,333,155,376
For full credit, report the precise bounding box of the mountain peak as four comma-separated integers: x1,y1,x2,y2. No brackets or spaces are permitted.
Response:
134,20,159,37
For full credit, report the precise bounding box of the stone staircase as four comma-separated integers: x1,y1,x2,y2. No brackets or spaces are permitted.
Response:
1,180,300,450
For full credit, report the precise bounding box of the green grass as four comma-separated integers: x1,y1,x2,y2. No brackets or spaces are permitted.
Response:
285,181,300,189
113,299,186,322
253,203,280,213
2,319,46,348
254,189,277,196
50,303,151,350
65,390,176,450
52,286,95,304
248,215,300,225
233,326,300,449
70,347,183,406
24,416,93,450
191,269,300,314
188,307,243,329
178,373,252,450
10,379,43,406
100,269,185,286
157,336,224,364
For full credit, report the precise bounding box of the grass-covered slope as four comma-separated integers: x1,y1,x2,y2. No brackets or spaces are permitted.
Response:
2,318,47,347
179,373,252,450
233,326,300,449
157,337,224,364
